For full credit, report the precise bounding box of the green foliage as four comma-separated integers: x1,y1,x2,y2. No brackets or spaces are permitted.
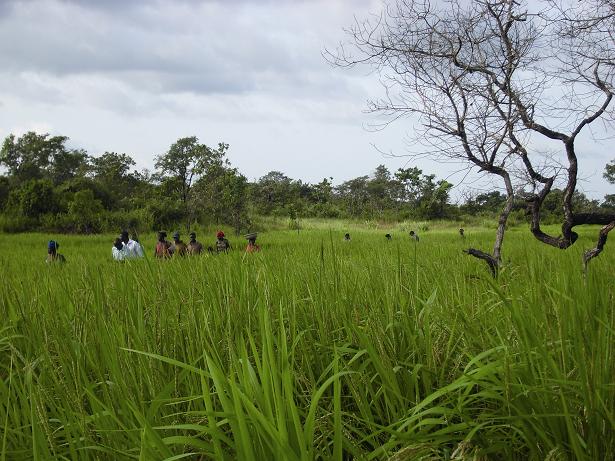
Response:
48,148,89,184
216,168,250,234
312,177,334,204
67,189,104,233
101,208,154,232
90,151,135,183
0,130,607,234
395,166,424,208
250,171,301,216
56,176,115,210
0,176,9,211
603,160,615,210
416,178,453,219
536,189,602,224
89,152,140,205
155,137,227,205
604,159,615,184
336,175,370,217
602,194,615,210
0,131,464,232
8,179,58,218
0,131,74,182
147,198,187,231
0,213,37,233
191,165,249,233
333,166,455,220
461,191,508,214
155,137,230,230
0,228,613,459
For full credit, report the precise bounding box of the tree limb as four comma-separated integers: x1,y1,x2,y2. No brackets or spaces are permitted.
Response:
583,221,615,272
464,248,499,277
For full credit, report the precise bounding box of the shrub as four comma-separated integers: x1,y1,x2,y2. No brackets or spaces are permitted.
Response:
0,213,37,233
67,190,104,233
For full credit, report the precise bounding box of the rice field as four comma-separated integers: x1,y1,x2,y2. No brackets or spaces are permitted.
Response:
0,226,614,460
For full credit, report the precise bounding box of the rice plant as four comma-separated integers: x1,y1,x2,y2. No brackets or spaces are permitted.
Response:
0,227,613,460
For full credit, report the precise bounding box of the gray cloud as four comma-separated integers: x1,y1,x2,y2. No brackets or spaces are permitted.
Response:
0,0,370,102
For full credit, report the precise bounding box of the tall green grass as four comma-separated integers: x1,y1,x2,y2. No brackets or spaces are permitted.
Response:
0,227,613,460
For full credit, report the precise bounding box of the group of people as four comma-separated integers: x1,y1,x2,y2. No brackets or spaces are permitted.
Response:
342,231,420,242
46,227,469,263
117,230,261,260
343,230,422,242
343,228,466,243
45,229,262,263
151,231,205,259
112,230,145,261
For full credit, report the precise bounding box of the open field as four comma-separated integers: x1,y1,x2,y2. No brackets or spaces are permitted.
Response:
0,226,614,460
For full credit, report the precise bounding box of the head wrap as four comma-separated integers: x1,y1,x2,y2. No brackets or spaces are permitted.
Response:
216,231,225,238
48,240,58,251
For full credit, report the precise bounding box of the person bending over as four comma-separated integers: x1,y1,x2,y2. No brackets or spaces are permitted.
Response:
46,240,66,263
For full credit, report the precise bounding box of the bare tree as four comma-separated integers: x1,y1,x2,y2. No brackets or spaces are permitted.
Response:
549,0,615,68
545,0,615,269
328,0,615,274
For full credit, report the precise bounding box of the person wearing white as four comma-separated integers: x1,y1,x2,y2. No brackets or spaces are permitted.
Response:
121,230,144,259
112,238,127,261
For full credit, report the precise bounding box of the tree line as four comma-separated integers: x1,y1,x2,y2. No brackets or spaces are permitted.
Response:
0,131,612,235
329,0,615,272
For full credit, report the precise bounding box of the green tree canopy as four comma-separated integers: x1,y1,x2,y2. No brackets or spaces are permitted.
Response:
8,179,58,218
155,137,227,205
604,159,615,184
0,132,73,182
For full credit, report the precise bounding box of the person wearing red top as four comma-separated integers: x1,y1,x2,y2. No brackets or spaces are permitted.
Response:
245,233,260,253
154,231,172,258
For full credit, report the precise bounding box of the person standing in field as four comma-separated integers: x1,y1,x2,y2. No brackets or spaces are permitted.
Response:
46,240,66,263
170,232,188,257
120,230,144,258
154,231,172,259
245,233,260,253
112,237,126,261
187,232,203,255
215,231,231,253
385,233,392,241
459,228,465,238
409,230,419,242
344,233,351,242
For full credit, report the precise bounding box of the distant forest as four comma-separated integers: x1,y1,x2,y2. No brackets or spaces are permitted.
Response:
0,132,613,234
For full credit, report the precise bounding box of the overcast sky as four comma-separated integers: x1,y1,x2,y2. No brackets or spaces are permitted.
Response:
0,0,612,201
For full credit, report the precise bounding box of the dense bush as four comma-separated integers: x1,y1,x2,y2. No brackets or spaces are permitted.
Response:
0,131,611,234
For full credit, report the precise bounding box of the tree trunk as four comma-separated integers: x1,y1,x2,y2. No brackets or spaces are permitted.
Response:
465,173,514,277
464,248,499,277
583,221,615,273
